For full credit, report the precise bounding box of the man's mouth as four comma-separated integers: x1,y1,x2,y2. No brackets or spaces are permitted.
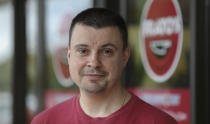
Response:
80,68,108,80
83,74,105,80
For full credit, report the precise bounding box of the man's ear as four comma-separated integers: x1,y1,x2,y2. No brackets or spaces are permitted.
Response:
67,47,71,62
123,47,130,66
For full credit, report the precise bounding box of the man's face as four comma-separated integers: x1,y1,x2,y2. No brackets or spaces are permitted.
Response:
68,24,129,93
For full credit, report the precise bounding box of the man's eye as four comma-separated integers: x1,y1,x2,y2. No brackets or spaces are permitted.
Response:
77,48,89,55
102,49,113,56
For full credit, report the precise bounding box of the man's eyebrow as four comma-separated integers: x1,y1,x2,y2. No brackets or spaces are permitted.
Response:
73,44,89,48
101,43,118,50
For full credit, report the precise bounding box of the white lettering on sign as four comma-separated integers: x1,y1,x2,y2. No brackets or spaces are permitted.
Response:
142,16,182,36
140,93,181,107
164,110,188,121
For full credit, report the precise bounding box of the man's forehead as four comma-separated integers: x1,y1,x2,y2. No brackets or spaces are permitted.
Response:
70,24,123,48
71,42,118,49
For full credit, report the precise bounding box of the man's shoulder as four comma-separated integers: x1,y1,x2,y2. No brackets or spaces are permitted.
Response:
130,94,177,124
31,95,77,124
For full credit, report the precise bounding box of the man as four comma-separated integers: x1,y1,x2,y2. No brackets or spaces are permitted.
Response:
31,8,177,124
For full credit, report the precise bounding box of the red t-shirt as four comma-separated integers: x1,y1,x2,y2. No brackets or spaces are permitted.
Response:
31,93,177,124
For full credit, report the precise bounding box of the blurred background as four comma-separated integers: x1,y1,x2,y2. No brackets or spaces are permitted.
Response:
0,0,209,124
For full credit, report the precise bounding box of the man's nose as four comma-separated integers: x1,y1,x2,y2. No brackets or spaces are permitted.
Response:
87,52,101,68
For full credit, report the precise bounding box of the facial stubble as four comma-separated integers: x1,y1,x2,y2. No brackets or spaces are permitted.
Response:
77,68,108,93
79,76,109,93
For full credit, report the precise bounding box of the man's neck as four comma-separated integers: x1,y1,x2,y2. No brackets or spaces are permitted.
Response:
79,86,131,118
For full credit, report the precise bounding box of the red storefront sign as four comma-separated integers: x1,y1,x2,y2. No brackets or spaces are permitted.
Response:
53,47,74,87
140,0,183,82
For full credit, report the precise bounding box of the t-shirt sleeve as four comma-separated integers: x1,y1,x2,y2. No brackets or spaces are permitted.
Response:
160,116,178,124
31,114,46,124
132,95,178,124
31,118,39,124
154,111,178,124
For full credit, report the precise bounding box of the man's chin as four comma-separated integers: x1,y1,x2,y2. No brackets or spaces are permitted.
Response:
81,84,107,93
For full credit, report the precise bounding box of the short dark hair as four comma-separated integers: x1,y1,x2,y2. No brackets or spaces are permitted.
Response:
69,8,128,50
